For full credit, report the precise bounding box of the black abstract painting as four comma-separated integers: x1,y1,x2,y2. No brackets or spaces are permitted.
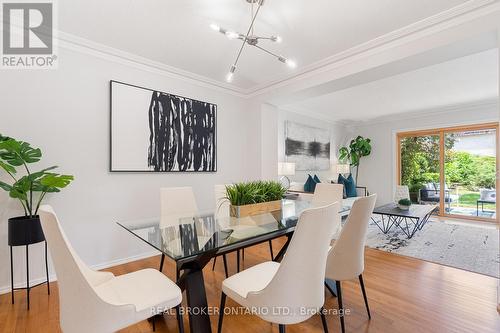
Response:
284,121,330,170
110,81,217,172
147,91,216,171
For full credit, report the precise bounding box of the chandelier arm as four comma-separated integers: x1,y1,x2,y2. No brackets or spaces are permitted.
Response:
253,44,282,59
231,0,263,69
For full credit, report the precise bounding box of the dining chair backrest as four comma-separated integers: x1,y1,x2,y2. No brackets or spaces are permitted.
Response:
312,183,344,238
160,187,199,226
394,185,410,203
38,205,135,332
312,183,344,208
247,201,340,324
326,194,377,281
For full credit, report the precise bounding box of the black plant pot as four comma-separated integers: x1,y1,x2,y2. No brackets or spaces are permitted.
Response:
8,215,45,246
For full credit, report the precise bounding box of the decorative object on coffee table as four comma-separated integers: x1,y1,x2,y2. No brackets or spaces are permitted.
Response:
225,181,287,218
398,198,412,210
0,134,74,309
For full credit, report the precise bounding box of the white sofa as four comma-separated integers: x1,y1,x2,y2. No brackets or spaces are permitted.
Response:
287,181,367,217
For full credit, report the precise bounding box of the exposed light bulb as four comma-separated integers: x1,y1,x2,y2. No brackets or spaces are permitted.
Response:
226,65,236,82
225,31,239,39
271,35,282,43
285,59,297,68
278,56,297,69
209,23,220,31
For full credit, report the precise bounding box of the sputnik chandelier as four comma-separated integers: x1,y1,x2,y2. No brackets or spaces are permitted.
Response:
210,0,297,82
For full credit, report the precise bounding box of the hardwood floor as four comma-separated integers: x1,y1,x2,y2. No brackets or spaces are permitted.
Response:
1,238,499,333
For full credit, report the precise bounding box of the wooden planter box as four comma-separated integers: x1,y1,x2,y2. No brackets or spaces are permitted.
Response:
230,200,282,218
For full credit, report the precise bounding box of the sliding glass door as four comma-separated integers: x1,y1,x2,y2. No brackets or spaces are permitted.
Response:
399,133,442,213
444,128,497,219
398,123,498,222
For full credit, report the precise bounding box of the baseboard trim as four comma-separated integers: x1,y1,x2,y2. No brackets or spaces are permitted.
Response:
0,250,159,295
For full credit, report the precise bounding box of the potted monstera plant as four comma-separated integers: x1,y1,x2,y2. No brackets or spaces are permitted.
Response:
0,134,74,246
338,135,372,184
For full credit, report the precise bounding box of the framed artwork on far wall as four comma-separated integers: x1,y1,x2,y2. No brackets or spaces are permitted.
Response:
285,121,330,171
110,80,217,172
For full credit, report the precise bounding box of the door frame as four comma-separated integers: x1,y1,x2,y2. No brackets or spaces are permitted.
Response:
396,122,499,223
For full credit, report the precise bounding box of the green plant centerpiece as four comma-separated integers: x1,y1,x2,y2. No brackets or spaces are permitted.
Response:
338,135,372,183
398,198,412,211
225,180,287,218
0,133,74,246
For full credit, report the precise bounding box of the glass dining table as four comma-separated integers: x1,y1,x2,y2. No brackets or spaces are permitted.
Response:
117,198,346,333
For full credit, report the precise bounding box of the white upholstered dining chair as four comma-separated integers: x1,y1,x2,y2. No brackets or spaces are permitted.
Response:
394,185,410,203
159,186,199,273
217,202,341,333
312,183,344,239
325,194,377,333
38,205,184,333
160,186,199,226
312,183,344,208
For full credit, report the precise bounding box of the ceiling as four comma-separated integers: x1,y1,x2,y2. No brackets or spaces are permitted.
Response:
283,48,499,122
59,0,471,90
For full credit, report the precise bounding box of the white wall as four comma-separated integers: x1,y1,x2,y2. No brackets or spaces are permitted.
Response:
277,109,351,184
260,104,279,180
350,102,499,205
0,46,261,292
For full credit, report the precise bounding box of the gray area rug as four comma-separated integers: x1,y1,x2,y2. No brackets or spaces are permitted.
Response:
365,218,500,277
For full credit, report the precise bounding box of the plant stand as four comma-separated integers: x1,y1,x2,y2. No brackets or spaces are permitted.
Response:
8,216,50,310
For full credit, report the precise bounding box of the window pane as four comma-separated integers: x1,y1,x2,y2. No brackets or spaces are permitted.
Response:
400,135,441,212
444,129,496,219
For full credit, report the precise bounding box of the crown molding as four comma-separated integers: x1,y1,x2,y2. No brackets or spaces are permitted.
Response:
245,0,500,97
280,105,350,127
52,0,499,98
56,31,248,98
348,98,499,127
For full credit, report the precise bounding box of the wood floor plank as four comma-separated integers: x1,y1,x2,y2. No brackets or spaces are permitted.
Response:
0,239,498,333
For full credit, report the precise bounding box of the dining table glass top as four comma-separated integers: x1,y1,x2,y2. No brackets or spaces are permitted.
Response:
118,198,352,261
118,198,350,261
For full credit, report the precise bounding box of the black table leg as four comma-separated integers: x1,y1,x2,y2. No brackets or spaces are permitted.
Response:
159,253,165,272
372,214,397,234
273,234,292,262
236,250,240,273
184,268,212,333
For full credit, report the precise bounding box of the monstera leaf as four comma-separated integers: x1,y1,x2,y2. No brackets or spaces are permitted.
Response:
0,133,74,216
0,160,16,174
0,138,41,166
40,174,74,190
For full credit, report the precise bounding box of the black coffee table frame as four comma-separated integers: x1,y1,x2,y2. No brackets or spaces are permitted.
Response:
371,204,437,239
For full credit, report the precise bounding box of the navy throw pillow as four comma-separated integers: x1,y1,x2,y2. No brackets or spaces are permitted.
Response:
338,173,357,198
304,174,319,193
313,174,321,184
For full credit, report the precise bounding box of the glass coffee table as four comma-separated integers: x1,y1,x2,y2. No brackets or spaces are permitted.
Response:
371,203,437,239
